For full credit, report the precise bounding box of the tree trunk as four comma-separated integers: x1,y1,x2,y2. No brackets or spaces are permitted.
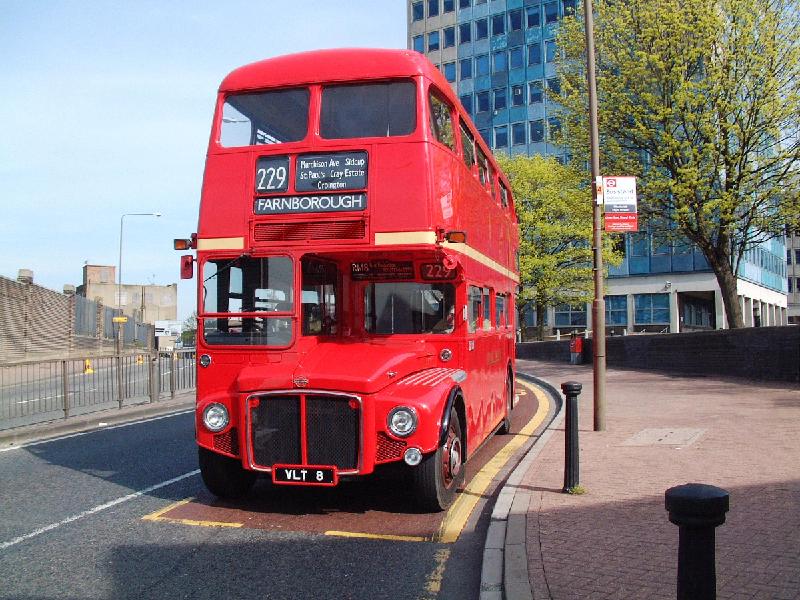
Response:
535,301,547,341
707,258,744,328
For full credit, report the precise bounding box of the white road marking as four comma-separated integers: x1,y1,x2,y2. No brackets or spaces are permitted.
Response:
0,470,200,551
0,409,195,453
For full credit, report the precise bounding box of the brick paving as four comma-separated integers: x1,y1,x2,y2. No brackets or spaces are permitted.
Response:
517,359,800,600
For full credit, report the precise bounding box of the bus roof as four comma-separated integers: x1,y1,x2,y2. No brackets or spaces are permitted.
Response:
220,48,449,94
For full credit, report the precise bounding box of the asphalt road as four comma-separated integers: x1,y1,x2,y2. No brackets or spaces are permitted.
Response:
0,387,542,600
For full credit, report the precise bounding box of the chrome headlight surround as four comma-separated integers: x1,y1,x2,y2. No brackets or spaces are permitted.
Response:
202,402,229,432
387,406,418,438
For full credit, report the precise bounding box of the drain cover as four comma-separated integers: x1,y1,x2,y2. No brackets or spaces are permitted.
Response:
622,428,705,447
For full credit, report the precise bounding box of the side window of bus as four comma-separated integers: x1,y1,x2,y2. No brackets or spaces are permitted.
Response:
460,121,476,170
496,293,506,328
476,146,489,187
301,257,338,336
483,288,492,330
429,92,456,151
468,285,482,333
500,181,510,208
220,89,309,147
321,81,416,139
488,165,497,200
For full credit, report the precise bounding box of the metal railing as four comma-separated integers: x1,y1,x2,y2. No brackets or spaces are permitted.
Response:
0,350,196,432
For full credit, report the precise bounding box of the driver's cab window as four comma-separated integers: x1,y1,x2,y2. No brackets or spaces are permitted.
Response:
302,257,338,335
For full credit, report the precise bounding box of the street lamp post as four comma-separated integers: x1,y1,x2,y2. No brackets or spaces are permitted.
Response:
117,212,161,353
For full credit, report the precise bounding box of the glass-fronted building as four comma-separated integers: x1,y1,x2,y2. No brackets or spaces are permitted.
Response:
407,0,789,333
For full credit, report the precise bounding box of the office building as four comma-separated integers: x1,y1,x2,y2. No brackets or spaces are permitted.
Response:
407,0,788,333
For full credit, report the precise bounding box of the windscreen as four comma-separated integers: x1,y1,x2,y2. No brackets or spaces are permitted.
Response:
220,89,309,147
364,283,455,335
320,81,416,139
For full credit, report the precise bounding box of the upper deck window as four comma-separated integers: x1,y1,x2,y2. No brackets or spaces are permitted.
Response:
320,81,416,139
429,92,456,151
220,89,309,147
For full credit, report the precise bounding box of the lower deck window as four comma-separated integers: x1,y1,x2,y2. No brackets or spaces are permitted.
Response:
365,283,455,334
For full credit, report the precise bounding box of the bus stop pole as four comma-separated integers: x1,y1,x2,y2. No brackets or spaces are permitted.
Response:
584,0,606,431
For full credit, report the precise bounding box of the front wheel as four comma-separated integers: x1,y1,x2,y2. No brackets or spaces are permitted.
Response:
198,447,257,499
412,407,465,512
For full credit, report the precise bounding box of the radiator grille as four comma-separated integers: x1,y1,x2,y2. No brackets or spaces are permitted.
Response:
253,220,366,242
376,432,407,463
249,394,360,471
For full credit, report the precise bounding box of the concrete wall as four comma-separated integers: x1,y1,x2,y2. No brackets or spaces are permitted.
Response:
517,326,800,383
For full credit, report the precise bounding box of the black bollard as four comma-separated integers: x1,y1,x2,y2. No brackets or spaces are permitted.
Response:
665,483,730,600
561,381,582,492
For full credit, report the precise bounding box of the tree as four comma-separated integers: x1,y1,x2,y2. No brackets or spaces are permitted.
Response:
181,310,197,346
556,0,800,328
498,154,620,340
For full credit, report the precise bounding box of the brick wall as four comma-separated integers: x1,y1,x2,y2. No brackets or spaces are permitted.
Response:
517,326,800,383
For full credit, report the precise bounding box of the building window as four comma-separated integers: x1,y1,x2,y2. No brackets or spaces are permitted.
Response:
460,93,473,115
788,250,792,264
428,31,440,52
796,249,800,263
413,35,425,53
443,61,456,82
492,13,505,36
529,80,543,103
444,0,455,12
460,58,473,80
509,9,523,31
789,278,793,293
479,129,491,146
476,54,490,76
605,295,628,326
476,90,490,112
512,122,526,145
459,22,471,44
494,87,507,110
555,303,587,327
495,125,509,148
547,76,561,96
509,46,523,69
459,0,470,8
428,0,440,17
476,18,488,39
444,26,456,47
547,117,561,142
528,43,542,66
526,6,541,28
511,84,524,106
563,0,577,15
493,50,508,72
412,1,424,21
545,39,557,62
544,1,559,23
630,232,648,256
530,119,544,142
634,294,670,325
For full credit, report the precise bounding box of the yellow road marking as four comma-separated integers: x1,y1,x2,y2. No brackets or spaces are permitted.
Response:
324,530,427,543
142,497,243,528
434,380,550,543
418,548,451,600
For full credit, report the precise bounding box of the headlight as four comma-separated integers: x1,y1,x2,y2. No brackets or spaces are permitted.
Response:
202,403,229,432
199,354,212,367
387,406,417,438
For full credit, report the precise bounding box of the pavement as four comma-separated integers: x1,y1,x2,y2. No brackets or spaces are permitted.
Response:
486,359,800,600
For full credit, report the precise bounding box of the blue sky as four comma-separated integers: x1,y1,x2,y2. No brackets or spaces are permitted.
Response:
0,1,407,323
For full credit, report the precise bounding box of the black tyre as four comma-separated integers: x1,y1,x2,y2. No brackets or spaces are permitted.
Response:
198,447,257,499
497,374,514,434
412,407,465,512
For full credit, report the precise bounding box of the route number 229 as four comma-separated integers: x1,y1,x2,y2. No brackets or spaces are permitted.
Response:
255,156,290,193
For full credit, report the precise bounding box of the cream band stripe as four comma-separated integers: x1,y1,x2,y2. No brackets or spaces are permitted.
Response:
196,237,245,251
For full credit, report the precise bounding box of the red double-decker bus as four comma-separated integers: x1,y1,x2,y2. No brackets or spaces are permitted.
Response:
176,48,519,510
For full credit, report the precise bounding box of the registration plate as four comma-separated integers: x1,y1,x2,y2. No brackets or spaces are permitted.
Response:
272,465,338,486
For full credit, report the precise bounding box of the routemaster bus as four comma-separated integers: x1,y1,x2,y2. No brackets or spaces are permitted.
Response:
175,48,519,511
